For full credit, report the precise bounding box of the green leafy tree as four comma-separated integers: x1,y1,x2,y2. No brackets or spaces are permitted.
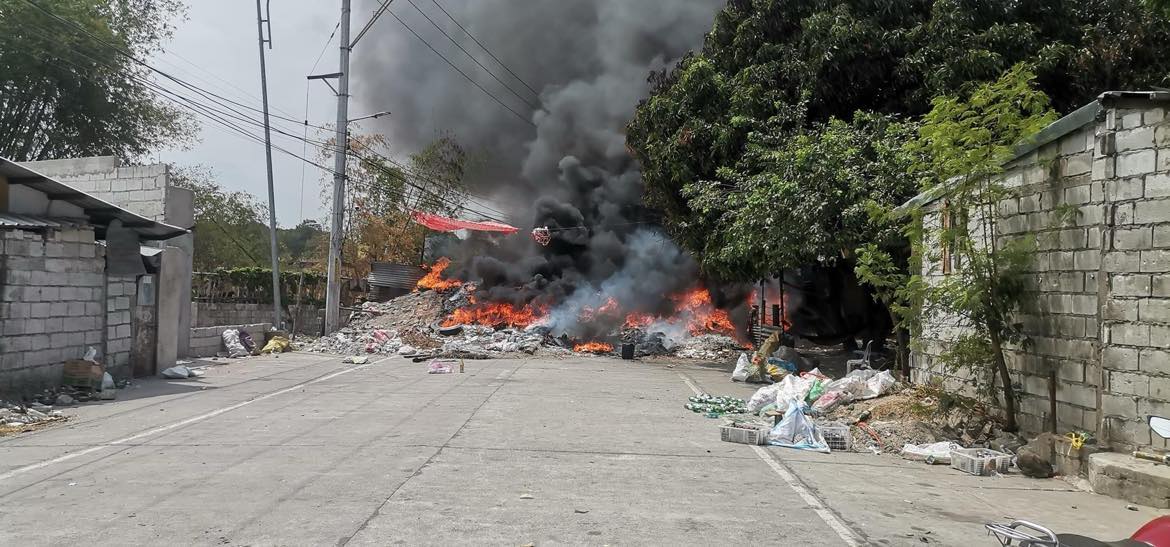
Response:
627,0,1170,280
877,64,1057,431
172,166,270,271
0,0,193,160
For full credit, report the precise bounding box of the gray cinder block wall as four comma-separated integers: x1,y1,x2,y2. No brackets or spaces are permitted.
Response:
0,228,106,394
105,275,138,379
913,94,1170,452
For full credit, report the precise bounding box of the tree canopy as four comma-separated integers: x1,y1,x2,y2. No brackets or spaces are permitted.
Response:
627,0,1170,280
0,0,193,161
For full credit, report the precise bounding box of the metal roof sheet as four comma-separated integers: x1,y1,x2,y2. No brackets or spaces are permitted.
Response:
0,157,187,240
0,213,87,230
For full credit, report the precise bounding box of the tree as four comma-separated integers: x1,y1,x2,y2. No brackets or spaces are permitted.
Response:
0,0,193,161
627,0,1170,281
316,132,477,279
679,112,921,280
889,64,1057,431
172,166,270,271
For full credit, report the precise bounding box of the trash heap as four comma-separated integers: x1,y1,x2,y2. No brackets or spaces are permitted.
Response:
0,399,67,435
706,336,1035,477
303,287,747,361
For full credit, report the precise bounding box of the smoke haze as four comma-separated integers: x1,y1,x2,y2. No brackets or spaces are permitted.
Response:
352,0,747,337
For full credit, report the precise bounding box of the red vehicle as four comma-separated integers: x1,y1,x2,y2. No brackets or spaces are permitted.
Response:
986,416,1170,546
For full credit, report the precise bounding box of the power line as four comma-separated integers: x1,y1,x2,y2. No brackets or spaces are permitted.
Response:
387,9,535,127
429,0,540,98
404,0,538,110
16,1,514,225
351,0,394,47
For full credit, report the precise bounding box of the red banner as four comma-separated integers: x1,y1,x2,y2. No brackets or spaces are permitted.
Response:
410,211,519,234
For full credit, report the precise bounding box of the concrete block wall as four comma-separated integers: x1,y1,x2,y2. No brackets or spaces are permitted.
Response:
1097,105,1170,451
912,99,1170,452
188,323,272,358
190,302,322,335
0,228,106,395
22,157,171,221
105,275,137,380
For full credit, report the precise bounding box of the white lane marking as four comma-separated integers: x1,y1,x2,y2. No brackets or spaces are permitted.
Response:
0,358,386,483
751,446,863,546
677,373,704,395
678,371,862,546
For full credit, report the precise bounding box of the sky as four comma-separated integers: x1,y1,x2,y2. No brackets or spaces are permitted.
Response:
150,0,722,229
153,0,347,228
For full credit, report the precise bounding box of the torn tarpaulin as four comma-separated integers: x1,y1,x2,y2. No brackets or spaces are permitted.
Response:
410,211,518,234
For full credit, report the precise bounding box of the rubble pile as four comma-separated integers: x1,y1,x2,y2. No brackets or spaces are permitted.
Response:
827,384,1004,453
0,400,67,436
303,287,748,361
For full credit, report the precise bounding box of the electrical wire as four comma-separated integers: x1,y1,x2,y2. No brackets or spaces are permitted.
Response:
429,0,540,98
351,0,395,48
404,0,538,110
386,9,535,127
15,2,515,224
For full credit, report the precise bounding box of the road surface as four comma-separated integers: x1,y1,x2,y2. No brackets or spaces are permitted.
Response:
0,353,1157,545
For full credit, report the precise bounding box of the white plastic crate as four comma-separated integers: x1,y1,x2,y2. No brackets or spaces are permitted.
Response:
950,448,1012,476
820,423,852,452
720,423,767,445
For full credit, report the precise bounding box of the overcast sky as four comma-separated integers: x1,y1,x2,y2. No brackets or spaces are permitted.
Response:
150,1,721,229
153,1,351,228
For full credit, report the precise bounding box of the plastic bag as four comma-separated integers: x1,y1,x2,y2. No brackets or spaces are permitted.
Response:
767,399,831,453
806,380,825,404
765,363,788,382
766,357,797,374
901,441,962,464
747,375,812,413
261,335,290,354
811,389,849,413
731,353,751,382
161,366,191,379
239,331,256,353
858,370,896,400
222,329,249,358
99,372,117,400
427,360,456,374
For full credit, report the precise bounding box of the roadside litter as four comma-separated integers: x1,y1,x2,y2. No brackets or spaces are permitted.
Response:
0,400,67,435
261,335,291,354
222,329,250,358
161,366,206,379
685,394,748,416
342,355,370,364
427,359,464,374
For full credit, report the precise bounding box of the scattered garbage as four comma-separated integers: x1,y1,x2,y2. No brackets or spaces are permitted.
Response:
720,421,769,445
99,372,117,401
160,366,205,379
222,329,249,358
55,394,75,406
261,335,291,354
767,399,830,453
342,356,370,364
0,399,69,435
951,448,1013,476
427,359,457,374
902,441,963,464
685,394,748,415
239,331,257,354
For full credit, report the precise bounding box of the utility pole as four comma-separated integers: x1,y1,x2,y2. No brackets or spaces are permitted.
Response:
324,0,352,333
255,0,283,330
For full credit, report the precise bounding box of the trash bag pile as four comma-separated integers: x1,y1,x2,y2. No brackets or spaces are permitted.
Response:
684,394,748,415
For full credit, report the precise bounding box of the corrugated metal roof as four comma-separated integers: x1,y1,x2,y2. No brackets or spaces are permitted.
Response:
368,262,426,289
0,157,186,240
0,213,87,230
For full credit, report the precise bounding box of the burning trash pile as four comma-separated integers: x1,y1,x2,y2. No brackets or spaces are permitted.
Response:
304,257,749,361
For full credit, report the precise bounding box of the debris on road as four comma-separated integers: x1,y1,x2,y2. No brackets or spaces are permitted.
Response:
685,394,747,416
0,400,68,436
161,366,206,379
342,356,370,364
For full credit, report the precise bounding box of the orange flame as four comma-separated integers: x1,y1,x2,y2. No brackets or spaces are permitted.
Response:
416,257,462,292
442,301,545,328
573,341,614,353
674,287,738,337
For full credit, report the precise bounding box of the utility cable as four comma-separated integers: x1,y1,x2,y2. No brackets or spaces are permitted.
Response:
429,0,540,97
387,9,535,127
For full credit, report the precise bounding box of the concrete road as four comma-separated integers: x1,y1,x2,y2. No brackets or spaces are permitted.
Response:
0,353,1159,546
